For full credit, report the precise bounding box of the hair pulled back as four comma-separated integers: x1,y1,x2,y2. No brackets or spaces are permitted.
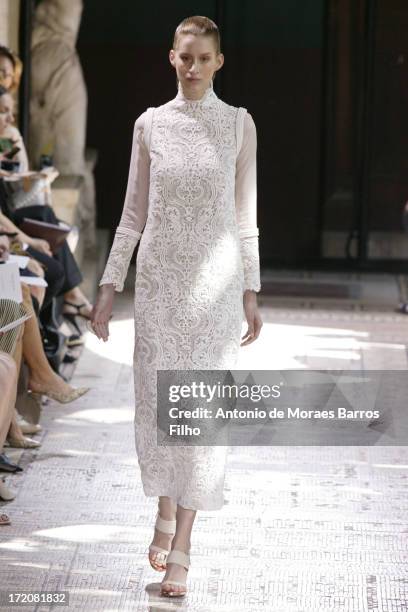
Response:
173,15,221,55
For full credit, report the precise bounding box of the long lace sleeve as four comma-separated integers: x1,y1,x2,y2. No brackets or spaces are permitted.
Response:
99,111,150,291
235,111,261,292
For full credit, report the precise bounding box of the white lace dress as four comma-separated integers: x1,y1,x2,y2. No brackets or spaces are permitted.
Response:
99,81,261,510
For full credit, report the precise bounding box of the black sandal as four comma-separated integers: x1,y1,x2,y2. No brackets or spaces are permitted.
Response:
63,300,92,319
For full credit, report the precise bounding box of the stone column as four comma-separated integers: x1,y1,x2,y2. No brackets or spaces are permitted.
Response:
29,0,96,251
0,0,20,50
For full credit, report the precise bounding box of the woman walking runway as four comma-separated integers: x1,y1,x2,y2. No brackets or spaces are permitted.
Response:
92,15,262,597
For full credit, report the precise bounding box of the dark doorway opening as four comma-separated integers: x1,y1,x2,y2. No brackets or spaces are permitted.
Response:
75,0,408,271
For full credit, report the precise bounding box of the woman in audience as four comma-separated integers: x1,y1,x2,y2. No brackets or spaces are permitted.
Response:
0,235,89,404
0,85,93,328
0,45,21,94
0,226,46,307
0,45,90,517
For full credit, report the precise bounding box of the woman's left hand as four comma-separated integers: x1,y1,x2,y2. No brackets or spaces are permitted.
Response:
241,290,263,346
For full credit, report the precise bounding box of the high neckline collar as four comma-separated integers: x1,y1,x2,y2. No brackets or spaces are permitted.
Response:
175,80,216,105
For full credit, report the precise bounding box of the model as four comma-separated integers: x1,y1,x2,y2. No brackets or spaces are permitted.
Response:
92,15,263,598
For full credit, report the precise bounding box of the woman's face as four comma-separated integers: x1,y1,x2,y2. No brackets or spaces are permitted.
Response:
169,34,224,93
0,93,14,133
0,56,14,91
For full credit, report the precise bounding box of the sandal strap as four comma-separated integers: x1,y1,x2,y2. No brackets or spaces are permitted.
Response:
149,544,169,555
155,512,176,534
166,549,190,569
63,301,87,310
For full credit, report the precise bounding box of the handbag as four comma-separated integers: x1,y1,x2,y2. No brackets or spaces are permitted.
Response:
19,218,71,254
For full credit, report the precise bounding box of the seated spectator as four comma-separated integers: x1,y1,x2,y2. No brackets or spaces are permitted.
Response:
0,85,93,333
0,229,46,307
0,44,22,94
0,237,89,403
0,45,27,172
0,43,91,523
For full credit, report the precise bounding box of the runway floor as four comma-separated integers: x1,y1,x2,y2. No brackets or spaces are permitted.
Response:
1,282,407,611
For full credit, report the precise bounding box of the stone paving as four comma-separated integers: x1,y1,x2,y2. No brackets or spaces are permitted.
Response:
1,274,408,611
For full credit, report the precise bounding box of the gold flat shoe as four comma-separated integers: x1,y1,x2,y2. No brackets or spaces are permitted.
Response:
29,386,90,404
6,436,41,449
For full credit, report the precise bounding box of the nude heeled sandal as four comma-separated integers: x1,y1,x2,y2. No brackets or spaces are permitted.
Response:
29,386,90,405
148,512,177,571
160,550,190,597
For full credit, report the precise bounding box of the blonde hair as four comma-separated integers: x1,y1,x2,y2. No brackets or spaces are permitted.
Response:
0,46,22,93
173,15,221,55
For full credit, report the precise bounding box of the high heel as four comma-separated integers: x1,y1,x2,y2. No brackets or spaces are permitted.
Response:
160,549,190,597
29,386,90,404
148,511,177,572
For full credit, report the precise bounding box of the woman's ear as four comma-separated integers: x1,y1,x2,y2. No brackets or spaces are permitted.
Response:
169,49,175,68
217,53,225,71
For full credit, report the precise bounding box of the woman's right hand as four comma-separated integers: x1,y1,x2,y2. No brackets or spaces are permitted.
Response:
91,284,115,342
28,237,52,256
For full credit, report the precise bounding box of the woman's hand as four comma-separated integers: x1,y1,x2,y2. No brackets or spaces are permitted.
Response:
27,237,52,256
90,284,115,342
26,257,45,277
241,290,263,346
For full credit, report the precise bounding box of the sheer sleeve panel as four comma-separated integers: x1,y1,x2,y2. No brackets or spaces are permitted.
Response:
99,111,150,291
235,111,261,292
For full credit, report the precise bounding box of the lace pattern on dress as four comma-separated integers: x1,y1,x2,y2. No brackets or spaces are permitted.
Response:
98,85,261,510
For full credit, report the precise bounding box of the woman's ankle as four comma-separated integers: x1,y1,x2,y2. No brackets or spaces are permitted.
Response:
158,497,177,520
171,538,191,553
